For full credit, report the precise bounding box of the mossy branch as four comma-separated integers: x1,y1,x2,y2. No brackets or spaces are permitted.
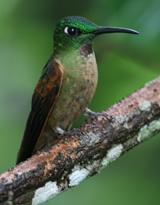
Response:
0,77,160,205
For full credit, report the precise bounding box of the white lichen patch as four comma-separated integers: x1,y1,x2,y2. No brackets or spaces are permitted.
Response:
101,144,123,169
149,119,160,132
32,181,62,205
139,100,151,112
101,157,110,168
80,132,100,146
85,160,101,173
112,115,126,127
112,112,140,129
137,119,160,142
123,121,132,129
137,125,149,142
69,165,89,186
88,132,100,145
107,144,123,160
124,135,137,147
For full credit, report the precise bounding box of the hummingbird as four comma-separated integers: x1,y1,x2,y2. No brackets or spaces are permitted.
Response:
16,16,138,164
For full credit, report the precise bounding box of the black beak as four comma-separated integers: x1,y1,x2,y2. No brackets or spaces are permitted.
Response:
94,26,139,35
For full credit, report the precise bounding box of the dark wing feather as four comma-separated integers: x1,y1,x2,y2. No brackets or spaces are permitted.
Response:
16,57,63,164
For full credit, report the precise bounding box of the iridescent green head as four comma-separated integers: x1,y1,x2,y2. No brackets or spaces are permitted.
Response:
53,16,139,55
53,16,98,54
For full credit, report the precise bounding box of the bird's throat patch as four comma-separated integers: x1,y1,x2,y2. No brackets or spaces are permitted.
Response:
79,44,93,57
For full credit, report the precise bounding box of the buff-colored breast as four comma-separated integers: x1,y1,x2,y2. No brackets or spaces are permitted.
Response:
35,52,98,152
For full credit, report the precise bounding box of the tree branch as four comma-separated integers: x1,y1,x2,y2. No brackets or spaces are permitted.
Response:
0,77,160,205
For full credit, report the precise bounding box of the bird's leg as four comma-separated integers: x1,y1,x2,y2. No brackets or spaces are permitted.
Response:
53,126,82,137
83,108,114,122
52,126,65,135
83,108,96,116
52,126,71,139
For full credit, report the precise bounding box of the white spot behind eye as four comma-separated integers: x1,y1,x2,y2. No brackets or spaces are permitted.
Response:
64,27,68,34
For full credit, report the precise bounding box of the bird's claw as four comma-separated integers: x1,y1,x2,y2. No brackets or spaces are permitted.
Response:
101,112,115,123
84,108,114,122
65,128,82,136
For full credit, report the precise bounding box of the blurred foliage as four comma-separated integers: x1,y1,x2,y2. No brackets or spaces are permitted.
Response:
0,0,160,204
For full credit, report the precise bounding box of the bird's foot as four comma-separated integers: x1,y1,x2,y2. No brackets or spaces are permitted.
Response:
52,127,65,137
52,126,82,138
65,128,82,136
83,108,95,116
83,108,114,122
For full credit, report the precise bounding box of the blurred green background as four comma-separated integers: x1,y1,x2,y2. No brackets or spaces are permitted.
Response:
0,0,160,204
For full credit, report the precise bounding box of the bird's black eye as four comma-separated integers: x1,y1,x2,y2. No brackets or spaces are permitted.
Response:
68,27,76,35
64,27,81,37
